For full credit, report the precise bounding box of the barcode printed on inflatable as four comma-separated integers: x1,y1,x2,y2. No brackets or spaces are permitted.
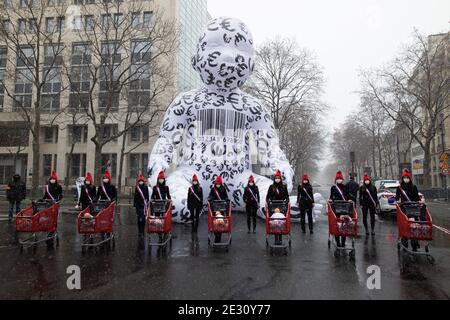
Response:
197,109,245,138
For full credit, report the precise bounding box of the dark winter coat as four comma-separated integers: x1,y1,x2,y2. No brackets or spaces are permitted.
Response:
134,184,150,208
359,184,378,208
266,182,289,203
6,177,26,202
243,185,260,209
346,180,359,202
208,185,229,202
78,184,97,209
151,183,171,200
297,183,315,209
187,184,203,210
396,182,420,202
43,183,63,202
96,183,117,202
329,183,348,201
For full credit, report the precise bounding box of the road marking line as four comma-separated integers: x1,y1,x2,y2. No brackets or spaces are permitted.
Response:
433,224,450,235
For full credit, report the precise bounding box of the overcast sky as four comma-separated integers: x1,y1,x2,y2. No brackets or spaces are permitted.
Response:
207,0,449,170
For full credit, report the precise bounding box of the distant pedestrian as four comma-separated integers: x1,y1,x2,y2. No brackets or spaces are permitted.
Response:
187,175,203,234
297,173,315,234
346,175,359,203
243,175,260,234
359,173,378,236
6,174,26,222
134,175,149,236
77,172,96,210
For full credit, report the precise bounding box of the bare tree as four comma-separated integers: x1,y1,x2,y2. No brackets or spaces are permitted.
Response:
361,31,450,187
0,0,68,196
64,1,179,184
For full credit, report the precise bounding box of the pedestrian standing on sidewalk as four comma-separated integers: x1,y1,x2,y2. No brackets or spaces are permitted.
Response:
243,175,260,234
359,173,378,236
329,171,350,248
77,172,96,210
6,174,26,223
297,173,315,234
134,175,149,236
187,175,203,234
346,175,359,203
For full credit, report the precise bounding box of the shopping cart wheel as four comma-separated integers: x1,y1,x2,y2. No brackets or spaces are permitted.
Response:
349,250,355,260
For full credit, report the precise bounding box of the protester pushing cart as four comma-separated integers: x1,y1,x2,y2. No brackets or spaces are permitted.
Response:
396,201,434,267
327,200,358,259
265,200,291,255
146,199,173,251
16,200,60,251
77,200,115,252
208,200,232,251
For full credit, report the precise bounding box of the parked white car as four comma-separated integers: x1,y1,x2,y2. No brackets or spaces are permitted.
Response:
376,182,425,217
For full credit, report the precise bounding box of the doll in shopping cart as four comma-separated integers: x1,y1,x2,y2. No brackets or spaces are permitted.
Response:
395,169,426,251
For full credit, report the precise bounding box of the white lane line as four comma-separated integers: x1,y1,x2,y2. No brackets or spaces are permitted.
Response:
433,224,450,236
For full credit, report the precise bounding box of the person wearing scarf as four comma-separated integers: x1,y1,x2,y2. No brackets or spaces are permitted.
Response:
96,170,117,202
395,169,422,251
329,171,350,248
78,172,96,211
266,170,289,245
151,171,171,202
42,171,63,202
187,175,203,234
134,175,149,236
243,175,260,234
359,173,378,236
208,175,230,243
297,173,315,234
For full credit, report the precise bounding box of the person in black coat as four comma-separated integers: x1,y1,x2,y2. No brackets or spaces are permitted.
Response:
396,169,423,251
329,171,350,248
134,175,149,236
187,174,203,234
96,170,117,202
208,175,229,243
243,175,260,234
359,173,378,236
297,173,315,234
43,171,63,202
77,172,96,210
151,171,171,202
266,170,289,245
266,170,290,203
6,174,26,222
346,175,359,203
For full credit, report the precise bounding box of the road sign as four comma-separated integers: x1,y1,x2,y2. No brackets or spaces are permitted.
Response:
440,153,449,175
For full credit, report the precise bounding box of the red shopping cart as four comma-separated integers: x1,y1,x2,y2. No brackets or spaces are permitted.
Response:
265,200,291,255
207,200,232,251
396,202,434,266
327,200,358,259
77,201,115,252
16,200,59,251
146,200,173,251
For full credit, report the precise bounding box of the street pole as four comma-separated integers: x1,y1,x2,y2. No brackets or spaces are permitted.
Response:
440,113,447,200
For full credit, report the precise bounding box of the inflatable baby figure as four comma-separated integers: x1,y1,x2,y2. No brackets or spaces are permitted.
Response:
148,17,293,222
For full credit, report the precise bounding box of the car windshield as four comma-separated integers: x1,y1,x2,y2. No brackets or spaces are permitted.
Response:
380,187,397,194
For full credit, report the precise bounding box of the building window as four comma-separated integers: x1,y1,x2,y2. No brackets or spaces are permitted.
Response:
99,42,121,112
129,40,151,110
72,16,82,31
57,16,65,32
42,126,58,143
42,46,63,113
70,43,91,111
67,153,86,178
0,47,5,111
1,20,11,33
46,17,55,33
0,124,29,146
131,12,140,29
101,124,118,143
14,68,33,111
114,13,124,27
101,153,117,179
68,125,88,144
143,12,152,28
101,14,112,29
42,154,53,177
84,15,94,31
18,19,27,33
128,153,148,181
129,125,149,143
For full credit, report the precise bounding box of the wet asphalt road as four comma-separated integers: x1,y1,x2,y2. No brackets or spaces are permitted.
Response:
0,187,449,300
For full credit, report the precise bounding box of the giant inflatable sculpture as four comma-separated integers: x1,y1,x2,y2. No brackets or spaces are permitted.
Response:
148,17,294,222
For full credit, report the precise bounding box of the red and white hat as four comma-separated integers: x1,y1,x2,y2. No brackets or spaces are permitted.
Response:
215,176,223,185
402,169,411,179
85,172,93,184
335,171,344,181
103,170,112,181
49,171,58,181
248,175,255,183
274,170,282,179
